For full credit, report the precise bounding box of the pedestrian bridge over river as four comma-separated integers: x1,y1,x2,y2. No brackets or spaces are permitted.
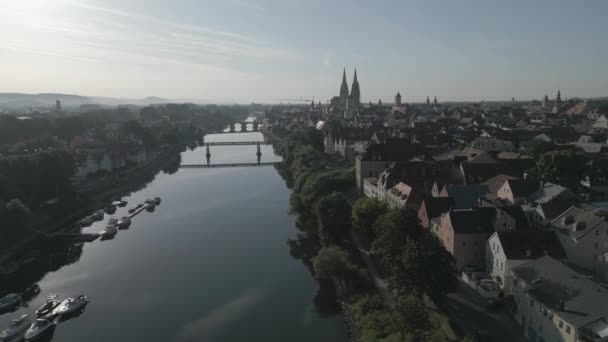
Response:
192,124,278,169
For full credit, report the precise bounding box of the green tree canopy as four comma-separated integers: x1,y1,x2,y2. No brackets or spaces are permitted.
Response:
352,197,389,237
536,150,588,181
316,192,352,246
372,208,423,268
389,233,458,300
312,245,357,280
391,295,432,341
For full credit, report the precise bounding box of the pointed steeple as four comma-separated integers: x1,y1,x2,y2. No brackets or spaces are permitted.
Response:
350,68,360,108
339,67,349,100
426,96,430,105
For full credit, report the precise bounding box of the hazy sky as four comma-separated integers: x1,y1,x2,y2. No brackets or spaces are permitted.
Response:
1,0,608,103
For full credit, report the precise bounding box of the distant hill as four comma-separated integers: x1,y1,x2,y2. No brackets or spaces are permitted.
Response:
0,93,174,110
0,93,94,109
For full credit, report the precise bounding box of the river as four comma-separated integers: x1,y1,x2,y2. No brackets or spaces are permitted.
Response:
0,129,345,341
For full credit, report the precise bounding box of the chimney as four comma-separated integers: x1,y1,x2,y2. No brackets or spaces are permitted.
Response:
523,172,528,180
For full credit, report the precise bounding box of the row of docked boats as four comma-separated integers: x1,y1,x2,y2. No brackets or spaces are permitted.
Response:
98,216,131,239
127,197,161,214
77,199,128,227
0,294,90,341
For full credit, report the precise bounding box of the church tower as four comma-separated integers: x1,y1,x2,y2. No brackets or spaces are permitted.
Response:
395,92,402,106
553,90,562,114
350,69,360,109
542,94,549,109
339,68,349,110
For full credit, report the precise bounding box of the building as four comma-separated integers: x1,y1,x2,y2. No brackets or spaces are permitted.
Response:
355,142,429,191
431,208,498,269
418,196,454,230
551,207,608,280
485,230,565,294
497,179,540,205
439,184,489,209
394,92,402,107
330,68,361,118
510,256,608,342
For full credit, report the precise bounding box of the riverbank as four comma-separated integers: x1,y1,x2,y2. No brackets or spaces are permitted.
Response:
271,127,460,342
0,144,182,265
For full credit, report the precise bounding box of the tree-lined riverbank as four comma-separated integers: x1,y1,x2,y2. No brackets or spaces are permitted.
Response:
272,127,462,342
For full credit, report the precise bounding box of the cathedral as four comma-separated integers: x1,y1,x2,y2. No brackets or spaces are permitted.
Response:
330,68,360,118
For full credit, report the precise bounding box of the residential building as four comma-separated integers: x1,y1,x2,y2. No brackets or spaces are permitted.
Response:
485,231,565,294
510,256,608,342
355,142,429,191
551,207,608,280
431,208,497,269
497,179,540,204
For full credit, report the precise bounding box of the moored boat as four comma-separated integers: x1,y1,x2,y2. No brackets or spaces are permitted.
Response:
105,205,117,214
1,314,31,342
99,225,117,238
51,295,90,317
118,200,128,207
117,216,131,229
108,217,119,226
91,210,104,221
0,294,21,312
24,319,55,341
78,216,94,227
154,197,161,205
35,295,61,318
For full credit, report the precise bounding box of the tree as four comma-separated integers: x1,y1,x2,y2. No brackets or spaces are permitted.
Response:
391,295,431,341
372,209,423,268
2,198,32,233
536,150,587,181
352,197,388,237
389,233,458,300
316,192,352,246
527,139,554,158
312,246,357,280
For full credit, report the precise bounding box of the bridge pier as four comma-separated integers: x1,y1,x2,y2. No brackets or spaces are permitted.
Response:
256,142,262,164
205,144,211,164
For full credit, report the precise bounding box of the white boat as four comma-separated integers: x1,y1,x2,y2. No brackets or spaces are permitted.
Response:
91,210,104,221
99,225,118,238
154,197,161,205
78,216,94,227
1,314,30,342
51,295,90,317
118,200,128,207
0,294,21,312
35,295,61,318
24,319,55,341
117,216,131,228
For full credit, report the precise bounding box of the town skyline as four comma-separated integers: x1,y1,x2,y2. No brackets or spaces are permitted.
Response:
2,0,608,103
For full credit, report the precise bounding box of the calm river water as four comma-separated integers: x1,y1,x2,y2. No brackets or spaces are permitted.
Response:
0,130,345,341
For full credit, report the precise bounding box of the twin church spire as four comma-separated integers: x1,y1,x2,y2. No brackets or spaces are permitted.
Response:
339,68,360,110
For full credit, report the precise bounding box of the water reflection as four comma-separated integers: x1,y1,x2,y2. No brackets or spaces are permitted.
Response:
1,240,84,298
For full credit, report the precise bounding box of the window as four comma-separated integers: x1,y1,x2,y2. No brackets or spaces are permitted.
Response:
595,242,600,249
566,325,571,334
559,320,564,329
